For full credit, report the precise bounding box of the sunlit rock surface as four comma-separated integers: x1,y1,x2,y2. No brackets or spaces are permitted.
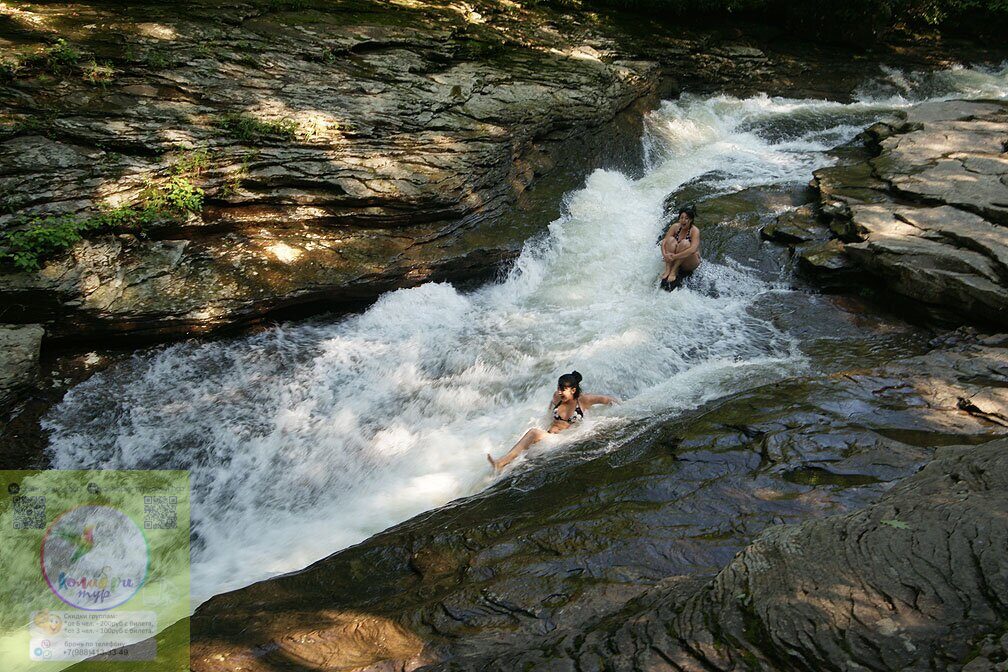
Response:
775,100,1008,325
1,0,670,339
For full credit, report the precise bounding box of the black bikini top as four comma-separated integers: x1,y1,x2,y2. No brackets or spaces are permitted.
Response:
672,225,693,244
553,401,584,424
656,223,694,246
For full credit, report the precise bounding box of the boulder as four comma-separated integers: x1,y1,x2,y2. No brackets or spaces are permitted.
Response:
771,100,1008,326
446,436,1008,671
760,206,827,244
0,324,44,406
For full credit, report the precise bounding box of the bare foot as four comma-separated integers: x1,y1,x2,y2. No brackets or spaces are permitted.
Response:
486,453,499,472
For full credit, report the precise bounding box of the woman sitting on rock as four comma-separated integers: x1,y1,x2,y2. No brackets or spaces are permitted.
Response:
486,371,618,472
659,203,701,290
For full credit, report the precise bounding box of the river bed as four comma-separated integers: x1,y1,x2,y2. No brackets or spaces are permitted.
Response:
39,61,1008,608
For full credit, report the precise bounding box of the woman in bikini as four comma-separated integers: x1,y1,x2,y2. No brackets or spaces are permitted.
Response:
486,371,618,472
659,203,701,291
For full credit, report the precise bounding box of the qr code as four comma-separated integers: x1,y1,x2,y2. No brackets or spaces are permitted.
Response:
12,495,46,529
143,496,177,529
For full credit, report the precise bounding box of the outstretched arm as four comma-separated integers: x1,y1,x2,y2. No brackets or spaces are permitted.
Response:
579,393,619,409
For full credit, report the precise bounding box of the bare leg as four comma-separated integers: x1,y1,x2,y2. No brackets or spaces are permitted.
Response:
488,428,548,472
666,239,691,282
680,252,700,274
660,259,673,283
667,258,683,282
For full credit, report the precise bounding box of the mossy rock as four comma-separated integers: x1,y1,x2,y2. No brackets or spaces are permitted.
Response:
813,162,890,205
796,239,855,286
760,206,827,244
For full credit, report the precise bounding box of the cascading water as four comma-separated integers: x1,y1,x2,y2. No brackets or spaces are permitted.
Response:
42,62,1008,608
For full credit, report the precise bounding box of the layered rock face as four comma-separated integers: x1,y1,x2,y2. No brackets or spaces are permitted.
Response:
1,0,667,339
769,100,1008,326
3,1,990,343
164,330,1007,672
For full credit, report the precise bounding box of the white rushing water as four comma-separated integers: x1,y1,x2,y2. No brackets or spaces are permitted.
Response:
43,62,1008,607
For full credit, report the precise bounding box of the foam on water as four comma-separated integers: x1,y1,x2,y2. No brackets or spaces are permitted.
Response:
42,62,1008,607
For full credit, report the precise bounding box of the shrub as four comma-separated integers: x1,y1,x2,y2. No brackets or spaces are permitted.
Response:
1,150,210,271
82,60,115,84
141,175,205,213
171,147,211,178
1,215,90,271
145,49,173,69
0,205,162,272
18,39,81,76
212,112,298,144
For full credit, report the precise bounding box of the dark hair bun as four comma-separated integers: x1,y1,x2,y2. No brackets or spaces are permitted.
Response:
571,370,582,383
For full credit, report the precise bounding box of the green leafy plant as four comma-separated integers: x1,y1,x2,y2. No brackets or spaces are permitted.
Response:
141,147,212,211
171,147,211,177
0,147,214,271
3,39,84,81
141,175,205,214
82,60,115,84
23,39,81,74
212,112,298,144
145,49,173,69
2,215,89,271
0,205,162,272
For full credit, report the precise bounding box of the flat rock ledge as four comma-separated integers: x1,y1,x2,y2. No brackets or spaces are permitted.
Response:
439,436,1008,672
763,99,1008,328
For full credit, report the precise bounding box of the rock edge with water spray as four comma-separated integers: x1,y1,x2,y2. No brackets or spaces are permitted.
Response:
116,329,1008,672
